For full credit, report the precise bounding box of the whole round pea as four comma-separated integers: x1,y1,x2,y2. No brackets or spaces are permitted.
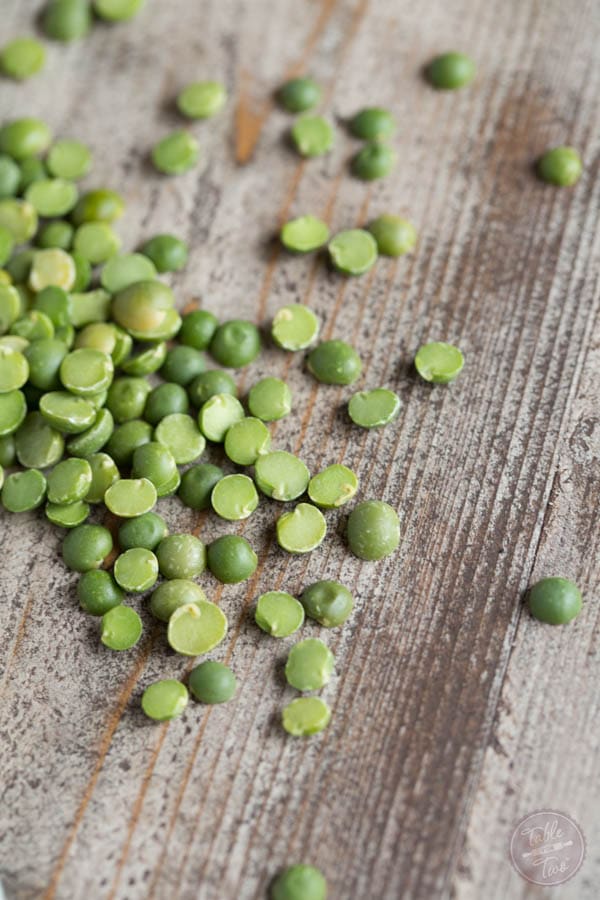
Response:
0,38,46,81
207,535,257,584
351,142,396,181
349,107,395,141
132,441,178,496
62,523,113,571
104,477,157,518
178,463,223,510
347,500,400,561
528,577,582,625
114,547,159,593
271,865,327,900
537,147,582,187
142,679,188,721
106,376,151,423
367,214,417,257
77,569,124,616
255,591,304,638
291,116,334,157
36,220,74,251
94,0,145,21
224,416,270,466
0,434,16,466
0,155,20,199
149,579,207,623
43,0,92,41
426,52,475,89
160,345,206,386
177,81,227,119
101,605,142,651
248,377,292,421
276,503,327,554
188,660,237,704
211,473,259,521
140,233,189,273
414,341,464,383
112,280,175,338
144,382,189,425
179,309,218,350
254,450,309,502
188,369,237,407
2,468,46,512
152,131,199,176
71,189,124,225
47,457,92,504
277,77,321,113
328,229,378,276
280,216,330,254
0,118,52,160
167,601,228,656
348,388,400,428
300,580,353,627
282,697,331,738
118,511,168,551
210,319,261,368
105,419,152,467
307,340,362,385
156,533,206,580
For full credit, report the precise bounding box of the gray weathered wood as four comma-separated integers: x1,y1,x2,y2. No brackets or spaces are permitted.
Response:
1,1,599,898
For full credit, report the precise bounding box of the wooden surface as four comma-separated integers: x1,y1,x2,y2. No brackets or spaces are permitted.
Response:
1,1,599,898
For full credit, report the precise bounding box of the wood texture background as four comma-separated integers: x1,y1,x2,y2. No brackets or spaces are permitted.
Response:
1,1,599,898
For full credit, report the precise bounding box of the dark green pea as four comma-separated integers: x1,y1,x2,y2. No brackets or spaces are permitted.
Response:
307,340,362,385
207,534,257,584
271,865,327,900
349,107,395,141
155,533,206,580
528,577,582,625
426,52,476,89
36,220,74,250
106,377,151,423
160,345,206,386
105,418,153,467
187,369,237,407
277,77,322,113
209,320,261,368
143,382,189,425
132,441,179,496
178,309,219,350
0,434,16,467
0,155,21,199
71,189,124,225
2,468,46,512
24,339,68,391
6,250,35,285
140,234,188,273
43,0,92,41
537,147,582,187
351,142,396,180
347,500,400,560
300,580,354,627
188,661,237,704
118,511,169,551
66,407,114,457
178,463,223,510
62,523,113,571
77,569,124,616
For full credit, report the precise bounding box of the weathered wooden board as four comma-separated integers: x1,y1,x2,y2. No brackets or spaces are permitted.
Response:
1,1,599,898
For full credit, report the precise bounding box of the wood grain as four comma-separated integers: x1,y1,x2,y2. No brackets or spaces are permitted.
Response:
1,1,599,898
